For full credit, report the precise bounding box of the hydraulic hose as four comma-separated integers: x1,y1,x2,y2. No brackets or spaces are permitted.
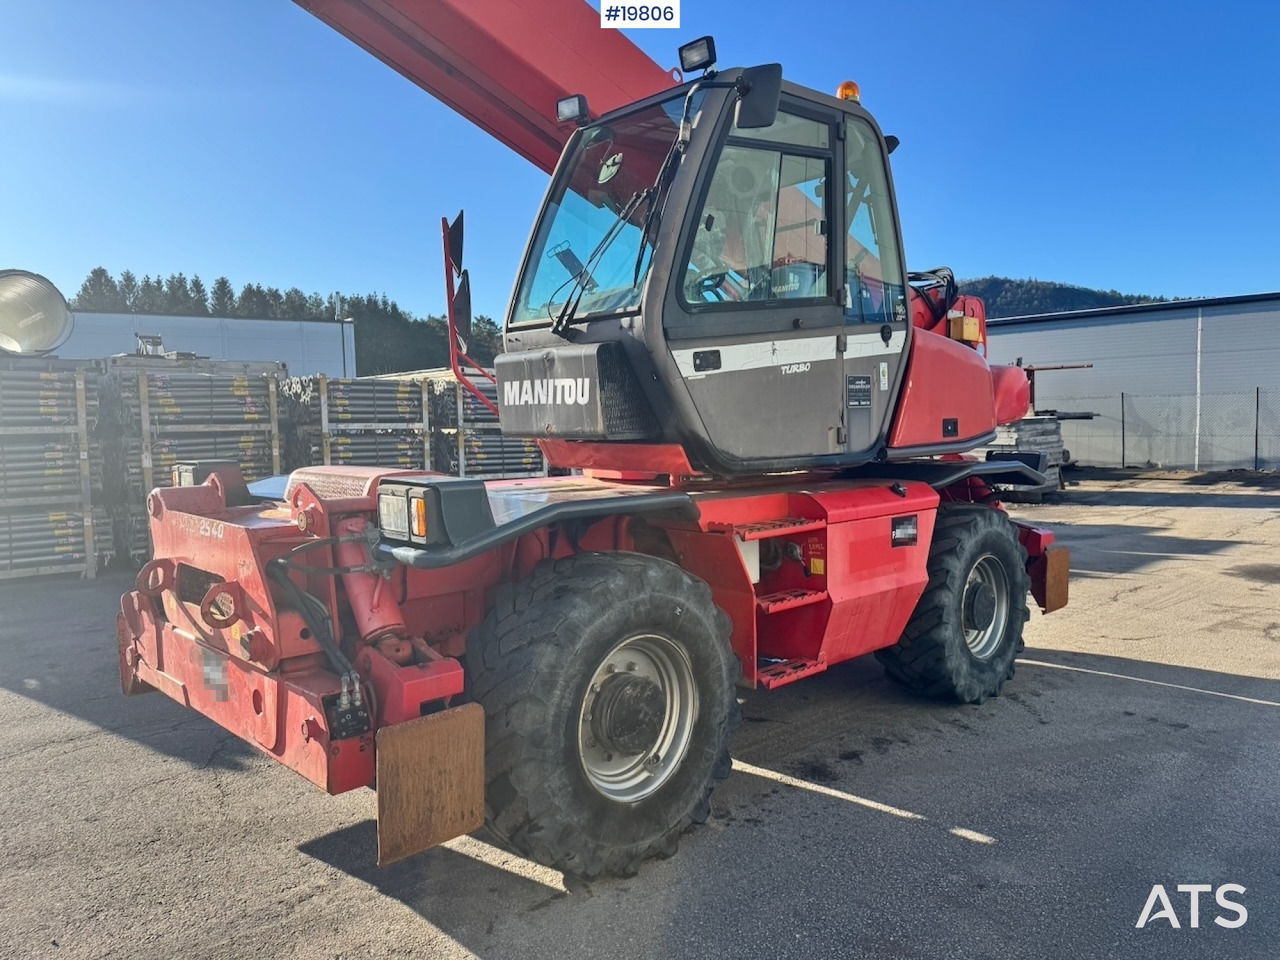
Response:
266,559,356,679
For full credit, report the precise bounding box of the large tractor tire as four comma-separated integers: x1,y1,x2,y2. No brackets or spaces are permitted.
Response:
876,504,1030,703
469,551,740,877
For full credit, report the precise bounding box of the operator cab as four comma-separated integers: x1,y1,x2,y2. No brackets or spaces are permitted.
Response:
496,42,911,477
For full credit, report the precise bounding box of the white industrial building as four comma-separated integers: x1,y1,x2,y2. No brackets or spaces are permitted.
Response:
59,311,357,377
986,292,1280,471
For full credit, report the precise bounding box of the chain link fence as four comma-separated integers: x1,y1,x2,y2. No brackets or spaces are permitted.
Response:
1045,390,1279,470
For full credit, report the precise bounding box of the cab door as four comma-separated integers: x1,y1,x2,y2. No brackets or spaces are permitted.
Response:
663,106,847,463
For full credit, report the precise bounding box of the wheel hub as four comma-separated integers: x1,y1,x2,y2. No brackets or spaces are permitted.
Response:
962,554,1011,661
963,581,997,632
591,674,665,756
577,633,698,803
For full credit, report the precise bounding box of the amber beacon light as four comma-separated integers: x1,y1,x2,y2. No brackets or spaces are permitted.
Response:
836,80,861,102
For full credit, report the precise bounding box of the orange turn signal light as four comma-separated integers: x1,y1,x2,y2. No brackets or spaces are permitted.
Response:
836,80,860,102
411,497,428,538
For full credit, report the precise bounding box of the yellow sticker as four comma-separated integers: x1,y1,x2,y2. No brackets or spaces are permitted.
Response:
810,558,825,575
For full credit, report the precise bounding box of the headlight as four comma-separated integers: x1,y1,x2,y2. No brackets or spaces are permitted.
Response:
378,490,409,541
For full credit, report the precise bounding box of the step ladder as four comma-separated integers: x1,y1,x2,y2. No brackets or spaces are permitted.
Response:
708,516,833,689
756,657,827,688
709,516,826,541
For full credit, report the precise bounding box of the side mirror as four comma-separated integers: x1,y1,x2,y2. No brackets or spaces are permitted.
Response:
453,270,472,353
885,135,900,155
734,63,783,130
447,210,465,276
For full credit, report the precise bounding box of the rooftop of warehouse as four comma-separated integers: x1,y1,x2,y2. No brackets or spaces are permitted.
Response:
987,289,1280,328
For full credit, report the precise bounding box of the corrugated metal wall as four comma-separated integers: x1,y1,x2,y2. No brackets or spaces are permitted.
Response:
60,312,356,377
987,295,1280,469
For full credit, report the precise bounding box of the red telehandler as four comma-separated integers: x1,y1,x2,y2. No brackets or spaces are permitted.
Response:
118,18,1069,877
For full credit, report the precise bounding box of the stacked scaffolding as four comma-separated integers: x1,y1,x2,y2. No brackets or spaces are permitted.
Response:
0,357,111,579
280,375,430,470
417,371,546,479
281,370,546,479
99,356,283,564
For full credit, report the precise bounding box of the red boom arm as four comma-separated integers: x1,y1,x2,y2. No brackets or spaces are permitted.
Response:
293,0,675,173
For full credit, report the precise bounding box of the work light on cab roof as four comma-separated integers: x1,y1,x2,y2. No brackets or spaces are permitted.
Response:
678,35,716,74
837,79,860,102
555,93,590,125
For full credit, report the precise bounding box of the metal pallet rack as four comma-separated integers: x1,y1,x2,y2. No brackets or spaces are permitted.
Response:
415,370,547,479
101,356,284,563
281,375,432,470
0,357,109,579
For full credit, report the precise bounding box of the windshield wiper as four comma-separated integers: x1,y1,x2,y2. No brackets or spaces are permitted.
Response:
551,188,651,335
553,80,720,334
629,79,717,287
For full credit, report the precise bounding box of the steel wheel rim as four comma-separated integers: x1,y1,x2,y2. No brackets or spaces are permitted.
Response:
964,554,1010,660
577,633,698,803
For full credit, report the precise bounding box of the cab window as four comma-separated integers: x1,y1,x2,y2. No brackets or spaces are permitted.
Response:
683,112,831,306
844,117,905,325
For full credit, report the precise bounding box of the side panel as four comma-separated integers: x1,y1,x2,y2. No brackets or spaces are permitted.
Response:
888,329,999,452
664,481,939,688
816,495,936,664
674,333,844,459
841,328,908,455
991,363,1032,425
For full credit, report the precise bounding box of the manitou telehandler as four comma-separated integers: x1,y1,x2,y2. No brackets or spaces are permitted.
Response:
117,34,1068,877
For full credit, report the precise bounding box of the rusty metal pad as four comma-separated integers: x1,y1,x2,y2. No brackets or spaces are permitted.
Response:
376,702,485,866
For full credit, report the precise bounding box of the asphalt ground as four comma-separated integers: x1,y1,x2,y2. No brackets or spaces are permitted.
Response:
2,471,1278,959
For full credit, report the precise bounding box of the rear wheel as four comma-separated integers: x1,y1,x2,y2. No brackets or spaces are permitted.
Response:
469,551,739,877
876,504,1029,703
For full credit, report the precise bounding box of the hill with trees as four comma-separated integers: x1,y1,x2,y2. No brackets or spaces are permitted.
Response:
957,276,1168,318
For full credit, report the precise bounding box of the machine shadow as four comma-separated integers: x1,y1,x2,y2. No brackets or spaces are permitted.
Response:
296,646,1280,957
299,821,574,944
0,571,257,773
1056,466,1280,507
1020,646,1280,699
1015,520,1243,576
1064,489,1280,509
1183,470,1280,491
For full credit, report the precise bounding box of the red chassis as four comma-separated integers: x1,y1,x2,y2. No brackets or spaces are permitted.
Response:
118,463,1066,818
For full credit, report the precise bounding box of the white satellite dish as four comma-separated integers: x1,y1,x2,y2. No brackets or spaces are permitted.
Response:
0,270,74,355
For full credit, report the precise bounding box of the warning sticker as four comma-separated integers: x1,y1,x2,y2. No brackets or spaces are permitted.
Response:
846,375,872,408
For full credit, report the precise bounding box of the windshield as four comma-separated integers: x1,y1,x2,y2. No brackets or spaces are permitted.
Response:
511,91,703,327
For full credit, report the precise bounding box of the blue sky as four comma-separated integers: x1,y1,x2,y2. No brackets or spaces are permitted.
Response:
1,1,1276,320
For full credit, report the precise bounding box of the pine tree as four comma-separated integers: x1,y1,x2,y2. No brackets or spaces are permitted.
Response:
210,277,235,316
118,270,139,312
189,275,210,316
135,275,164,313
282,287,310,318
165,273,193,314
237,283,268,318
264,287,285,318
468,316,502,364
72,267,123,311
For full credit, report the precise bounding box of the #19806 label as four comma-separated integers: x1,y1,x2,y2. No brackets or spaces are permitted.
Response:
600,2,680,28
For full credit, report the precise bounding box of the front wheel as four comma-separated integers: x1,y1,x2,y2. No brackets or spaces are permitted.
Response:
469,552,740,877
876,504,1030,703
